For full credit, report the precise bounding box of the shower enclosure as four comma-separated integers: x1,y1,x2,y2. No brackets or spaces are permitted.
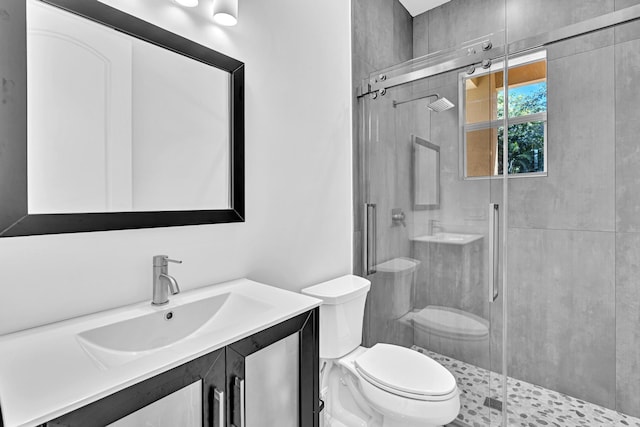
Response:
355,1,640,425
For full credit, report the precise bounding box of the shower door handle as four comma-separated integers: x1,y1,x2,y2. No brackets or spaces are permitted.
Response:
488,203,499,302
364,203,377,275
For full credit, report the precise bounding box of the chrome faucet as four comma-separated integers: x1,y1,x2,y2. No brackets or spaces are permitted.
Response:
152,255,182,305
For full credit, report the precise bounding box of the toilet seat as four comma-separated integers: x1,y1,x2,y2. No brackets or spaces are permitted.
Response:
336,346,460,425
354,343,457,401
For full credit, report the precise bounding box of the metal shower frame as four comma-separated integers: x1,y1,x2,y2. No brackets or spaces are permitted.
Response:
358,4,640,98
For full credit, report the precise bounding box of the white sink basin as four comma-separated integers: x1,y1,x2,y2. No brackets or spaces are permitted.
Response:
412,232,483,245
79,293,269,352
77,292,272,368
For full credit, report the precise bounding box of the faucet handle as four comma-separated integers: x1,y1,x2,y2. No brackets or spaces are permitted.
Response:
153,255,183,266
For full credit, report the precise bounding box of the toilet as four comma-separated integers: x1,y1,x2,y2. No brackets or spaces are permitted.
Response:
302,275,460,427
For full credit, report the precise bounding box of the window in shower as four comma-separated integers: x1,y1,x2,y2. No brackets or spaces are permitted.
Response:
461,50,547,178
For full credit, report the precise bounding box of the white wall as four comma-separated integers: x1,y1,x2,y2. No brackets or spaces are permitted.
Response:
0,0,353,335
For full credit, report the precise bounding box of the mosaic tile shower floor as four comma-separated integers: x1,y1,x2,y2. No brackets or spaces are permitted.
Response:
412,346,640,427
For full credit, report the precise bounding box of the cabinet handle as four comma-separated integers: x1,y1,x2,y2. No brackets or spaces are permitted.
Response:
240,378,245,427
214,388,225,427
233,376,245,427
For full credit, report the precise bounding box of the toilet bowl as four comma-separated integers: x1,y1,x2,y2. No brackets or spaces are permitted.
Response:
339,345,459,427
302,275,460,427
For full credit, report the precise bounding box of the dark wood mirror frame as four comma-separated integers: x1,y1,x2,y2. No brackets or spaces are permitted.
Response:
0,0,244,237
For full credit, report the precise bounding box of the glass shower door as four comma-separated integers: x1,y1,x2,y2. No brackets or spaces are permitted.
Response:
503,2,640,425
359,40,507,425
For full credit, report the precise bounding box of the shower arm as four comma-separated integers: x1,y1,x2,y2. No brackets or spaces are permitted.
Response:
392,93,440,108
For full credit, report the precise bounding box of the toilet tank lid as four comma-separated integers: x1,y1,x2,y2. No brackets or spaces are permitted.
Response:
301,275,371,305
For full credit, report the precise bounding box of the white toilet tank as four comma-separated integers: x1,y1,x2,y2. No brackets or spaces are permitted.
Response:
302,275,371,359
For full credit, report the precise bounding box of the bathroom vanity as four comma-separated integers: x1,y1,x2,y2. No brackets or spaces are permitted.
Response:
0,280,321,427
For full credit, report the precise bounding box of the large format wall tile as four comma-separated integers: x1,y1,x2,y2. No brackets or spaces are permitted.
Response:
506,0,613,43
392,0,413,65
412,239,485,317
352,0,413,280
615,0,640,44
508,46,615,232
366,266,416,348
615,37,640,232
616,0,640,8
426,0,505,54
352,0,412,73
545,29,613,62
507,228,616,409
412,11,429,58
615,232,640,417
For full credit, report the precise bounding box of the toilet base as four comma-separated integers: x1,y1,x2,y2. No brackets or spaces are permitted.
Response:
323,362,382,427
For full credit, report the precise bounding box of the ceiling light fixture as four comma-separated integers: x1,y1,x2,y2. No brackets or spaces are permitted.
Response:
174,0,199,7
213,0,238,26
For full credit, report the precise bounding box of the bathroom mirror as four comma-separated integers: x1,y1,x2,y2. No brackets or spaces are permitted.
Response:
413,135,440,209
0,0,244,237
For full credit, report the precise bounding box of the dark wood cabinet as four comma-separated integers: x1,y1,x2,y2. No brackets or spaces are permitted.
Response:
43,308,319,427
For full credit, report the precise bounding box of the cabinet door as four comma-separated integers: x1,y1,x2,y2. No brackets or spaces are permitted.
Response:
226,309,319,427
107,381,202,427
45,347,226,427
245,333,299,426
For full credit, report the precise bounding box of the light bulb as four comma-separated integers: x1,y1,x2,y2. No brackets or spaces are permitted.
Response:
213,0,238,26
174,0,198,7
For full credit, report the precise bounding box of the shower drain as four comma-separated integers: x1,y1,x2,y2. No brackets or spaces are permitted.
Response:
483,397,503,412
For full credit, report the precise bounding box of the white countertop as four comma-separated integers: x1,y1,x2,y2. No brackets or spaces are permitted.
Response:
0,279,321,427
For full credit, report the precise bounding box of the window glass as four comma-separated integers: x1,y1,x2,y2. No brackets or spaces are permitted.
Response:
497,122,546,175
462,51,547,178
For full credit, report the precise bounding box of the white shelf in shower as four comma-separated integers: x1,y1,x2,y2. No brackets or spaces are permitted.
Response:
412,232,483,245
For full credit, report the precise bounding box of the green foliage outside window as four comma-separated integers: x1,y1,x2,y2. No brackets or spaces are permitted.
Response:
496,85,547,174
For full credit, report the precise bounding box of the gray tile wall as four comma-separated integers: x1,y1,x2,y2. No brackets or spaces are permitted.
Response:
351,0,414,346
411,0,639,416
614,32,640,417
507,228,616,408
503,1,640,416
503,40,619,405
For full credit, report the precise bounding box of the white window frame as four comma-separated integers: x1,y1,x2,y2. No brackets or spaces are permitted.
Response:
459,50,548,180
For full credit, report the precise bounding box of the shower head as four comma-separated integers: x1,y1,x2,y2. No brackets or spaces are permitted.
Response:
427,96,455,112
392,93,455,112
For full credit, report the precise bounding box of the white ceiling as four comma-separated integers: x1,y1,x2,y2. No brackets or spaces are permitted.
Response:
398,0,451,17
